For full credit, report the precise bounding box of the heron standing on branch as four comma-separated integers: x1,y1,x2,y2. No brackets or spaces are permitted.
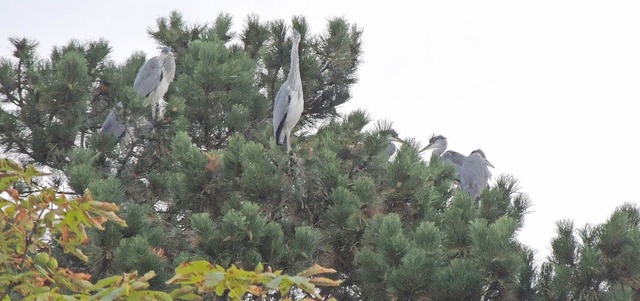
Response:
459,149,494,200
100,102,133,153
134,46,176,121
101,102,126,140
419,135,466,181
384,129,405,162
273,29,304,154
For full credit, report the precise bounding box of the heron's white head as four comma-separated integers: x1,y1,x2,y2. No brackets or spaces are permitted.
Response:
292,30,301,44
160,46,175,58
384,129,405,144
419,135,447,153
471,149,495,168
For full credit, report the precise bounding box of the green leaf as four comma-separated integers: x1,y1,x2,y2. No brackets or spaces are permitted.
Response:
93,275,121,289
203,271,225,289
176,260,216,274
98,286,126,301
0,174,21,190
266,275,284,290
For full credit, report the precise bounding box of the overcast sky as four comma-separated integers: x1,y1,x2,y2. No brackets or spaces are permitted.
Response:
2,0,640,264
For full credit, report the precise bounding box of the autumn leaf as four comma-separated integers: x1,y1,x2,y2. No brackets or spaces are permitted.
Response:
308,277,343,287
297,263,337,277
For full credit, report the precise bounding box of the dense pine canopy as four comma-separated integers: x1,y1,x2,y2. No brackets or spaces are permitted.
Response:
1,11,640,301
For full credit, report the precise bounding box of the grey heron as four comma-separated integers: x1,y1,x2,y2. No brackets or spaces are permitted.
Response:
101,102,126,140
384,129,404,162
459,149,494,200
100,102,133,153
273,29,304,154
419,135,466,180
133,46,176,121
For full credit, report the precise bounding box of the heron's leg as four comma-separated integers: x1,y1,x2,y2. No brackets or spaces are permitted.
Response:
286,132,299,167
151,101,156,121
157,99,166,120
286,132,292,155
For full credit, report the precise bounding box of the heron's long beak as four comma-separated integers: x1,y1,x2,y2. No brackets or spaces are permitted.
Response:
418,143,435,153
486,159,495,168
390,136,406,144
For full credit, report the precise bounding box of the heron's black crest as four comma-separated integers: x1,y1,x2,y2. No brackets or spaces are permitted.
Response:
429,134,446,144
382,129,398,138
471,149,486,158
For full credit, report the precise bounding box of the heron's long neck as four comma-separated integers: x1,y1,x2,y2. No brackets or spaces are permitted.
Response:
433,144,446,157
286,42,301,89
161,54,176,82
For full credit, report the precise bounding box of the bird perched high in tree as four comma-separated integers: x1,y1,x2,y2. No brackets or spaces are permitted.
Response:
100,102,133,153
273,29,304,154
384,129,405,162
100,102,127,140
419,135,466,181
459,149,494,200
133,46,176,121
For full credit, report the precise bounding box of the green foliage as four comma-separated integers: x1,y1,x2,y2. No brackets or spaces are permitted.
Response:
537,203,640,300
0,159,341,300
5,9,638,301
0,159,125,298
167,261,341,301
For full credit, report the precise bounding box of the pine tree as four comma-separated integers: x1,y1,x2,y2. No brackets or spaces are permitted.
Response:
2,10,607,301
537,203,640,300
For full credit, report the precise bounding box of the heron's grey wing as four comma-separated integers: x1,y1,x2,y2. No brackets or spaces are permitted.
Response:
133,56,163,97
442,150,466,167
385,142,398,158
163,56,176,83
460,156,492,198
273,83,292,143
101,107,126,139
441,150,466,180
385,141,399,162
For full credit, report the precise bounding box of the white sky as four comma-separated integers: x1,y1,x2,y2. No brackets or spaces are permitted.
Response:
2,0,640,265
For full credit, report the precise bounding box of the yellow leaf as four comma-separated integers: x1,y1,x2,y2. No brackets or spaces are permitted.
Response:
169,285,198,299
254,262,264,273
70,278,93,291
297,263,337,277
130,281,149,290
0,174,21,191
82,190,93,203
298,282,322,299
308,277,343,287
175,260,216,274
90,200,119,212
70,248,89,262
0,158,23,172
102,211,127,227
140,271,157,282
80,213,104,231
93,275,121,289
214,280,226,296
247,284,266,296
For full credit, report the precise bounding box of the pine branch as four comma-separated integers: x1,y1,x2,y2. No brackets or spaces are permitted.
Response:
7,130,35,160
